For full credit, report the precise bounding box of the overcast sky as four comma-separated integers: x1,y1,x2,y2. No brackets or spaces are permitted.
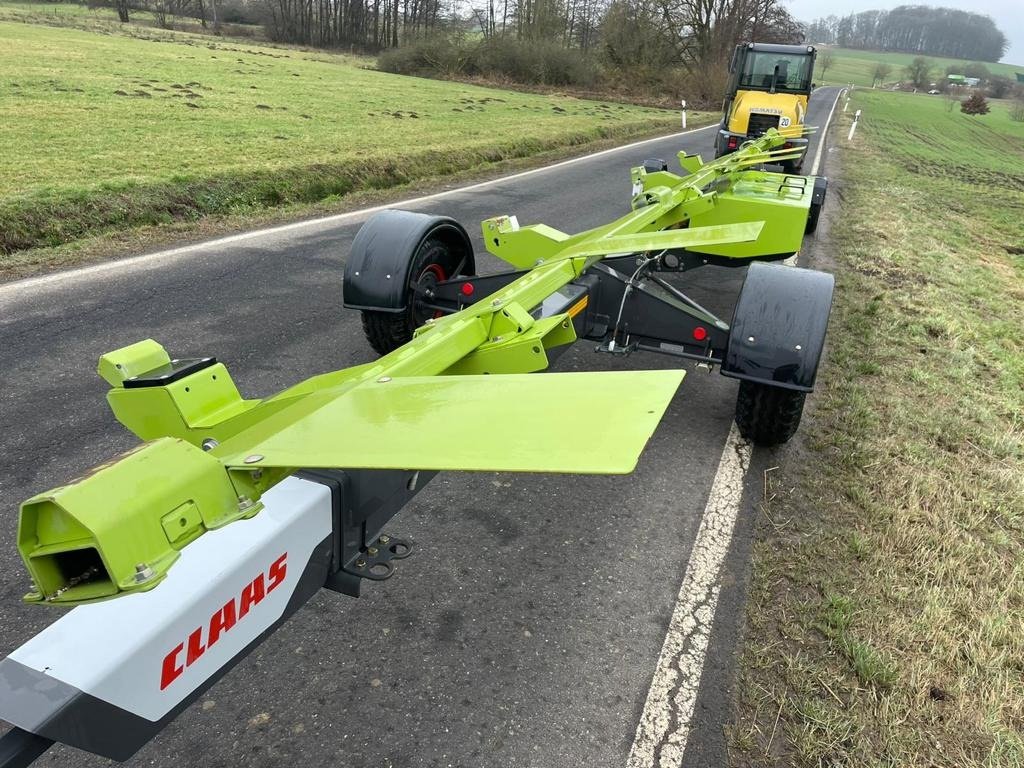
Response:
785,0,1024,65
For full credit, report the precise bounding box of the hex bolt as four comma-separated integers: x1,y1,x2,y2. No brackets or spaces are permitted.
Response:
355,559,367,568
244,454,264,464
491,299,502,307
385,274,392,279
379,535,391,544
367,547,379,556
795,344,803,350
747,336,755,343
134,563,155,583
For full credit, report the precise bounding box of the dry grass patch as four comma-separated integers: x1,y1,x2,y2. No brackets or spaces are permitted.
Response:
730,89,1024,767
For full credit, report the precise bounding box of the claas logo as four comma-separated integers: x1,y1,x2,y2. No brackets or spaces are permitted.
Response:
160,553,287,690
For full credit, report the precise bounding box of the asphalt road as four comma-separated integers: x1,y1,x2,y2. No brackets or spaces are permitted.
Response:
0,86,840,768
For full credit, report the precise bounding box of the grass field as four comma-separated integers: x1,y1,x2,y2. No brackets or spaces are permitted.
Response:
0,4,698,260
817,45,1024,88
729,89,1024,765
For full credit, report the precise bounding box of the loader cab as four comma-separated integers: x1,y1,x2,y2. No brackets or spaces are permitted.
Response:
717,43,817,172
728,43,816,97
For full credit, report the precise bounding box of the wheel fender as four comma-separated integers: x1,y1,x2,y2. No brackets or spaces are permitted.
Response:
721,261,834,391
342,210,475,313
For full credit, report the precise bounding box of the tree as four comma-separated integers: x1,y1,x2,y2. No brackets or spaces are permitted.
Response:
988,76,1013,99
960,92,990,115
871,61,891,87
115,0,130,22
904,56,931,89
818,50,835,81
963,62,990,80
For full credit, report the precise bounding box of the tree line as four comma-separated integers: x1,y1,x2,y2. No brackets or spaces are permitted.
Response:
804,5,1008,63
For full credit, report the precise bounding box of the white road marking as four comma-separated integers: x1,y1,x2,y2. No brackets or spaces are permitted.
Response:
810,87,846,176
0,124,717,299
627,87,844,767
626,424,752,767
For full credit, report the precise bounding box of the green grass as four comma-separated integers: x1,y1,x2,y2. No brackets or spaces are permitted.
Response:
818,46,1024,88
730,89,1024,767
0,6,700,257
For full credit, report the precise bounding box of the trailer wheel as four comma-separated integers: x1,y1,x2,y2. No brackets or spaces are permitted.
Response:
734,380,806,446
359,238,459,355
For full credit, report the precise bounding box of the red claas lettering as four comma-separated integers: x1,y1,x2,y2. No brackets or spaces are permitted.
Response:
160,553,288,690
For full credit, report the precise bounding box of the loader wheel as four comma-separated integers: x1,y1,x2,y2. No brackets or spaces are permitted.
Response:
734,380,806,446
359,238,462,355
782,158,804,175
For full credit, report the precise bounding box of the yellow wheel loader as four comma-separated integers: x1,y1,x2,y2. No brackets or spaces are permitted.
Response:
715,42,817,173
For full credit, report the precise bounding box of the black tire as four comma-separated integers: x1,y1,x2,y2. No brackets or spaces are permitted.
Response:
734,380,806,446
358,236,467,356
360,311,414,356
781,158,804,175
805,198,823,234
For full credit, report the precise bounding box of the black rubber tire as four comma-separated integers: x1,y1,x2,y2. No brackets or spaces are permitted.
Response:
805,198,823,234
781,158,804,175
358,236,466,356
734,380,806,446
360,311,414,356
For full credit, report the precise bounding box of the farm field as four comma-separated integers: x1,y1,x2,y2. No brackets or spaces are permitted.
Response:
0,6,697,260
817,45,1024,87
731,89,1024,765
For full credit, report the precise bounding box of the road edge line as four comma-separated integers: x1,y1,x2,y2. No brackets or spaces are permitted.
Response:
0,124,718,298
626,423,752,767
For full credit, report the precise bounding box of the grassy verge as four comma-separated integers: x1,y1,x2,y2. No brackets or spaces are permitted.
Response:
0,8,705,263
730,90,1024,766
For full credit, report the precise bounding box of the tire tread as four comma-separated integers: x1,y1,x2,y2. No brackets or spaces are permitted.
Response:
734,380,806,446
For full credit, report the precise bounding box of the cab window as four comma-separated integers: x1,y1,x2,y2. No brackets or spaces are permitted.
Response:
738,52,812,93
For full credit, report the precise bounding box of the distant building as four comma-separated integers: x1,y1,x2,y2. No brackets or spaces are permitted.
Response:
947,74,981,87
1017,73,1024,83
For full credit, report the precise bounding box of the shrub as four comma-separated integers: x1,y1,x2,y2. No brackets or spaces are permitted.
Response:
378,35,469,77
1010,99,1024,123
961,91,990,115
378,36,597,88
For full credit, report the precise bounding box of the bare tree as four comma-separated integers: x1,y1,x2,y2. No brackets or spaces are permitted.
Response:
871,61,891,87
904,56,931,89
818,50,835,81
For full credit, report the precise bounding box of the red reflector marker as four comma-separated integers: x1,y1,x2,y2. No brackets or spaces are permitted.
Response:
727,137,738,150
693,326,708,341
460,282,474,297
